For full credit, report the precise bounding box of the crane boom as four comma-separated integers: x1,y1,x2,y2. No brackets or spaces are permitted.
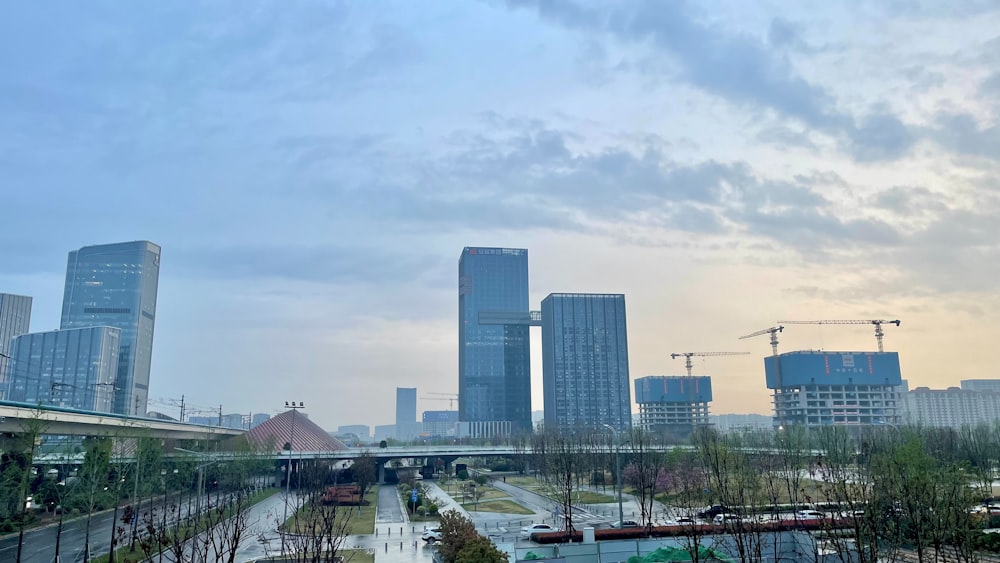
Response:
777,319,901,352
739,326,783,355
669,352,750,376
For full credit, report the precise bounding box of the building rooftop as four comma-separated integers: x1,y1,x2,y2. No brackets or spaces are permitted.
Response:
247,410,347,452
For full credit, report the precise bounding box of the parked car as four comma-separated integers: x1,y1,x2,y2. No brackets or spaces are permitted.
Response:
520,523,556,538
610,520,640,529
674,517,696,525
796,510,825,520
421,528,442,542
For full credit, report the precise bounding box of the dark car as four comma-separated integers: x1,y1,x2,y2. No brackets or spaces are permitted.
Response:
697,505,735,520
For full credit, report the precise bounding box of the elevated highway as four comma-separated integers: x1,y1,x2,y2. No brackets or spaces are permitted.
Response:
0,400,245,440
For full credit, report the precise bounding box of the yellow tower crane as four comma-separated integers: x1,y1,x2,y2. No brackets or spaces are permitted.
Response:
669,352,751,376
776,319,901,352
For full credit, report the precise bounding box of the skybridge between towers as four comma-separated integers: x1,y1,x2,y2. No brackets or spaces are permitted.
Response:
478,310,543,326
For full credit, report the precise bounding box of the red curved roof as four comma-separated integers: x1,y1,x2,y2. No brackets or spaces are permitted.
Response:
247,410,347,452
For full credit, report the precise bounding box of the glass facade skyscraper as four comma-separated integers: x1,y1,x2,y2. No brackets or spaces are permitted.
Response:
6,326,121,411
0,293,32,400
541,293,631,432
396,387,417,425
458,247,531,432
61,241,161,415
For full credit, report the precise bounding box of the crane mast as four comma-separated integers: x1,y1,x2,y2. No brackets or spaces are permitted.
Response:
777,319,901,352
739,326,785,428
669,351,750,376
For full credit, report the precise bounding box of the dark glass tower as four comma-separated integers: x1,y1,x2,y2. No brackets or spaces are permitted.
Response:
541,293,631,432
458,247,531,432
61,241,160,415
0,293,32,400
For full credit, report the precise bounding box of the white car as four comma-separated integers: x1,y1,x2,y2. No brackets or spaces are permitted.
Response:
796,510,825,520
421,528,442,542
713,513,741,525
520,523,555,538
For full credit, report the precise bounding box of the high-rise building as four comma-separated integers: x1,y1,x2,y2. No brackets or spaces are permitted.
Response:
960,379,1000,393
458,247,531,432
61,241,161,415
765,350,904,428
395,387,417,426
541,293,631,432
6,327,120,411
635,376,712,434
0,293,32,400
906,386,1000,428
422,410,459,437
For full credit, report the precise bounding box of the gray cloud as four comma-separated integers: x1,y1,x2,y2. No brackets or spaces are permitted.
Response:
930,112,1000,159
176,244,449,286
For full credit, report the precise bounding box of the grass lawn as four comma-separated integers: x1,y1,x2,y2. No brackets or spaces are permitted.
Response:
452,487,509,502
283,501,377,537
342,549,375,563
575,490,616,504
462,499,534,514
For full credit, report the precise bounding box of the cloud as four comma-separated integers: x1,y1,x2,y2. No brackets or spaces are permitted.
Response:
847,111,918,162
929,111,1000,159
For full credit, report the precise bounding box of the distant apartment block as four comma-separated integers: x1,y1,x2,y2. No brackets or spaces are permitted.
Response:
635,376,712,433
423,410,459,437
960,379,1000,393
396,387,417,426
251,413,271,429
0,293,32,400
373,424,396,442
542,293,631,432
61,241,161,415
458,247,531,433
6,327,120,412
765,350,904,428
906,380,1000,428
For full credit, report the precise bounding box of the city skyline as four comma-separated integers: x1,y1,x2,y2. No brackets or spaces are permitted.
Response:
2,3,999,429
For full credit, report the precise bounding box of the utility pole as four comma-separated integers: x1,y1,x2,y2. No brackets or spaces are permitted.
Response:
281,401,305,556
179,395,185,422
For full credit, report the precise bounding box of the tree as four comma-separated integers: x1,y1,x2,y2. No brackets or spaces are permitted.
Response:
661,449,712,563
437,510,481,563
350,451,377,511
533,430,583,535
622,428,666,529
456,535,508,563
276,461,355,563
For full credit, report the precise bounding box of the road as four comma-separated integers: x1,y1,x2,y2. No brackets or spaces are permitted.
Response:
0,490,239,563
376,484,405,524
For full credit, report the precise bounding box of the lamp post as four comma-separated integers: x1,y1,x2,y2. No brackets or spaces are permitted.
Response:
281,401,305,556
602,424,625,527
175,448,215,563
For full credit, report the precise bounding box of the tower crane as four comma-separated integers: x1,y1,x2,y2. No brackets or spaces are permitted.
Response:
739,326,784,355
777,319,900,352
739,326,785,427
424,392,458,410
669,352,751,376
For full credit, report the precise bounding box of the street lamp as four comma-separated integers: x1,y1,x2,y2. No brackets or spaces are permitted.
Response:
281,401,305,556
175,448,215,563
602,424,625,528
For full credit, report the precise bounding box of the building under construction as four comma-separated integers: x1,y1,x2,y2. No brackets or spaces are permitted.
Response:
634,375,712,435
765,351,904,428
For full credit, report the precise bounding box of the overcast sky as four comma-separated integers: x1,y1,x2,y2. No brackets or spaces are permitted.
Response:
2,1,999,431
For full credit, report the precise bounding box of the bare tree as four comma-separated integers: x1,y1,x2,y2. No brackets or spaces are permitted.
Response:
532,430,582,535
622,428,666,529
272,462,356,563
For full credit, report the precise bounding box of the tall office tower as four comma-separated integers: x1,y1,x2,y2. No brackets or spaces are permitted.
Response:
541,293,631,432
458,247,531,433
396,387,417,425
61,241,161,415
0,293,32,400
6,327,121,411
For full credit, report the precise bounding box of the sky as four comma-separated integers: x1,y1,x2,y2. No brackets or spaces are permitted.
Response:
2,1,999,431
